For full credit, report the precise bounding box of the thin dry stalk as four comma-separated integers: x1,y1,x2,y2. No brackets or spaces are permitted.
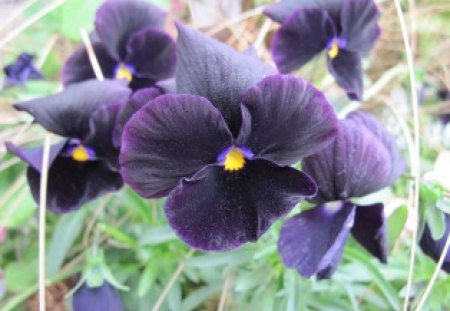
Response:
80,29,104,80
218,271,233,311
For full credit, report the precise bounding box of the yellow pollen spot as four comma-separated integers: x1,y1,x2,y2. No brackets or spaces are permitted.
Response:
115,64,133,82
72,146,90,162
328,42,339,59
224,147,246,171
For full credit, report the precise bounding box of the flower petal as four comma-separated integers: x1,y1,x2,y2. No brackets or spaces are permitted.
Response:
125,27,176,81
73,282,124,311
5,140,67,173
175,24,275,136
120,94,233,198
327,49,363,101
237,75,338,165
264,0,342,24
419,214,450,273
95,0,167,60
3,53,43,87
113,87,162,147
165,159,317,251
278,201,355,278
271,9,335,73
340,0,380,55
27,157,123,214
303,119,392,202
347,111,407,184
351,203,387,263
14,80,131,139
62,43,117,85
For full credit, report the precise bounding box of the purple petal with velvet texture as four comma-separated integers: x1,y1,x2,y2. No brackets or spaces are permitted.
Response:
351,203,387,263
62,43,117,86
303,119,392,202
420,214,450,273
5,140,66,173
125,27,176,80
175,23,275,136
113,87,162,147
165,159,317,251
278,201,355,278
327,49,363,101
14,80,131,140
347,111,407,184
271,9,335,73
95,0,167,60
27,157,123,214
237,75,337,165
264,0,342,24
340,0,380,56
120,94,233,199
73,282,124,311
85,102,123,171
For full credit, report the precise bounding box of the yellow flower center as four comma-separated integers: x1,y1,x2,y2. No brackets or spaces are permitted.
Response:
224,147,246,171
328,42,339,59
115,64,133,83
72,145,90,162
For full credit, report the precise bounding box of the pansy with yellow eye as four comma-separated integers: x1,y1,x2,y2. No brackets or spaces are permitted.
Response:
120,25,338,251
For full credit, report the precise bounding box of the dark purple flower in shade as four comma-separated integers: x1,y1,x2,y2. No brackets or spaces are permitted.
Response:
63,0,176,91
73,281,124,311
437,88,450,125
120,24,338,251
3,53,43,88
5,80,131,213
278,111,407,279
420,214,450,273
264,0,380,101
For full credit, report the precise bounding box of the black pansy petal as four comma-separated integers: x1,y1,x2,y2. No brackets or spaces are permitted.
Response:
351,203,387,263
278,202,355,278
125,27,176,81
129,76,156,91
264,0,342,24
347,111,407,184
5,140,66,173
120,94,233,198
237,75,337,165
303,119,392,202
271,9,335,73
27,157,123,214
14,80,131,139
62,43,117,86
327,49,363,101
340,0,380,56
85,102,123,171
419,214,450,273
3,53,43,87
113,87,162,147
165,159,317,251
73,282,124,311
95,0,167,60
175,23,275,136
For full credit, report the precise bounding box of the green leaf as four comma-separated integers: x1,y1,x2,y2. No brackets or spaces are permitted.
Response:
4,261,37,292
46,209,87,276
387,204,408,250
138,226,176,246
180,282,222,311
98,223,137,248
138,262,158,297
185,249,255,268
0,190,36,229
235,267,269,292
436,197,450,214
425,204,446,240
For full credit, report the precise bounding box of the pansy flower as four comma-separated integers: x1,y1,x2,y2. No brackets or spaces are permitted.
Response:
73,281,124,311
63,0,176,91
278,111,406,278
420,214,450,272
2,53,43,88
6,80,130,213
120,24,338,251
265,0,380,101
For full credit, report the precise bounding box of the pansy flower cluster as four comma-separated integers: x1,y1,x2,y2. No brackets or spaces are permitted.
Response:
4,0,413,307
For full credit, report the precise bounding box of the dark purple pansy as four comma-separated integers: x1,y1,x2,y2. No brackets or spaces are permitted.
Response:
63,0,176,91
437,88,450,125
6,80,130,213
265,0,380,101
120,24,338,251
73,282,124,311
2,53,43,88
419,213,450,273
279,111,406,279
